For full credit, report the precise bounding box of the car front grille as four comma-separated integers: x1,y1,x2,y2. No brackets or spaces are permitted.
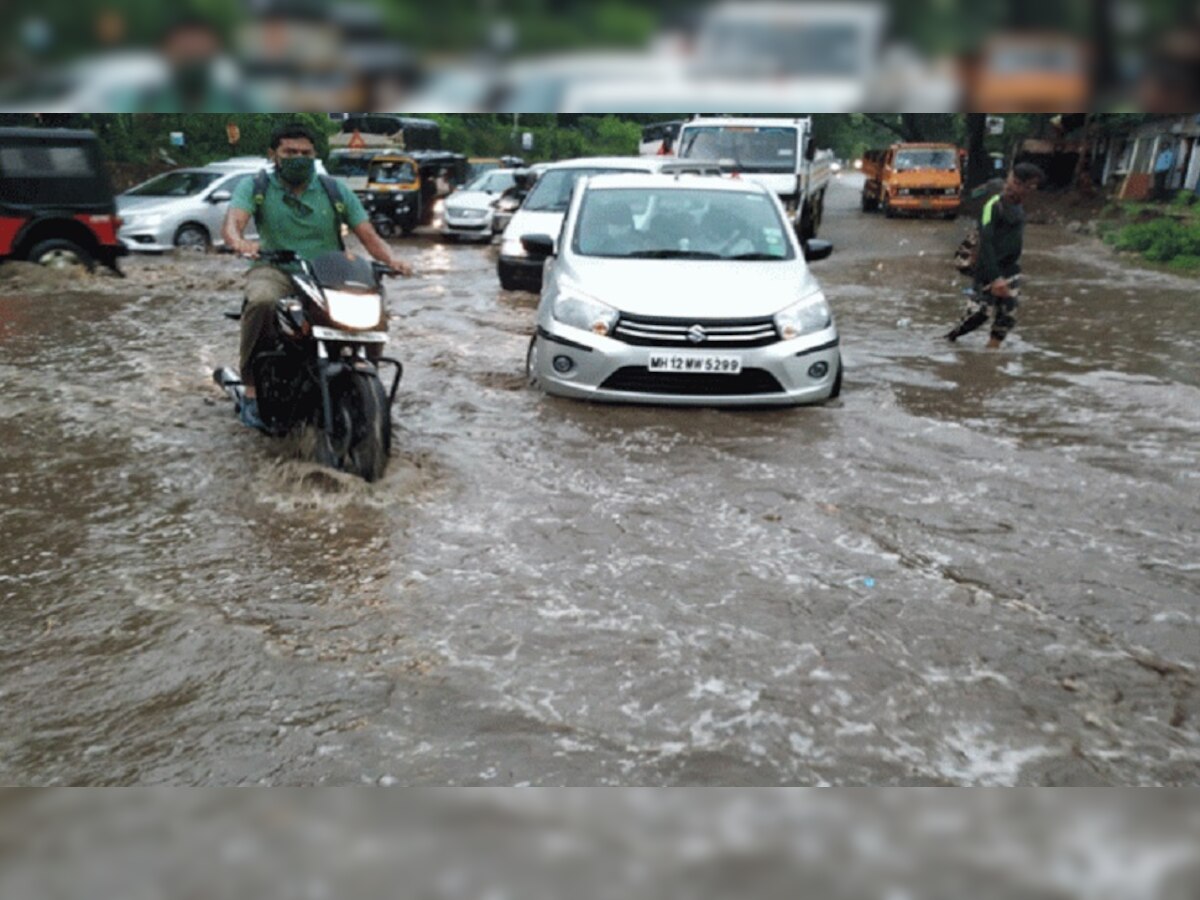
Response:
600,367,784,396
900,187,957,197
612,314,779,348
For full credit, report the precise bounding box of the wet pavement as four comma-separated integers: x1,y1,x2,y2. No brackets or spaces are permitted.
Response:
1,174,1197,785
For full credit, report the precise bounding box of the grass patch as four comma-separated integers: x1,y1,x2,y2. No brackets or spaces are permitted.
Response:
1101,197,1200,266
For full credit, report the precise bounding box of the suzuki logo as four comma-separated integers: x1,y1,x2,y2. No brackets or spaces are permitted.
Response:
687,324,707,344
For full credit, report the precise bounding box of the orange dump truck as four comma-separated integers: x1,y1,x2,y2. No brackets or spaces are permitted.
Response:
861,143,963,219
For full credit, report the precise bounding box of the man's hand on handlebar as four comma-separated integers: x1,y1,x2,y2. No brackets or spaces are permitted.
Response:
234,239,261,259
384,255,414,277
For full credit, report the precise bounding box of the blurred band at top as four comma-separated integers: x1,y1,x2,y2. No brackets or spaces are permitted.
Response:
1,0,1199,113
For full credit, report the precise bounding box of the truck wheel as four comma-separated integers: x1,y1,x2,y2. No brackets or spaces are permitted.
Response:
27,238,94,271
174,224,210,252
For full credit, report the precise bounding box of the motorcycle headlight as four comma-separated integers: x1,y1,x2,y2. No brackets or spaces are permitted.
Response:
552,289,618,337
324,289,382,330
774,292,832,341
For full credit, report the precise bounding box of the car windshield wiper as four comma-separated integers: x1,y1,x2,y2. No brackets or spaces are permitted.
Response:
727,252,785,261
624,249,722,259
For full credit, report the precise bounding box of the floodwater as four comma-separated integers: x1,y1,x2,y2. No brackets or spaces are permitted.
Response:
1,175,1197,785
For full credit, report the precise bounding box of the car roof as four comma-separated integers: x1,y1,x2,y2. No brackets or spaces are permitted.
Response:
541,156,662,172
581,172,769,193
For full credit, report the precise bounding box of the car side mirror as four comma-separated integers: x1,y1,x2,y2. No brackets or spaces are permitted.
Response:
804,239,833,262
521,234,555,259
209,190,232,204
805,141,817,162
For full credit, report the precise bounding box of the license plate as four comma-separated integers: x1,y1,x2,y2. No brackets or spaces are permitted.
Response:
312,326,388,344
647,353,742,374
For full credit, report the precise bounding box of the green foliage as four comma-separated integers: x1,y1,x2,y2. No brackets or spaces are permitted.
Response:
1171,191,1198,208
1168,254,1200,273
1110,218,1200,264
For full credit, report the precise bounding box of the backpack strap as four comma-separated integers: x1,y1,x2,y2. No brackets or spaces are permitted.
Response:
318,174,348,251
251,170,270,232
981,194,1001,228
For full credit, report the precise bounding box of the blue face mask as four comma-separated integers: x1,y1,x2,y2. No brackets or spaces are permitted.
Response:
278,156,315,186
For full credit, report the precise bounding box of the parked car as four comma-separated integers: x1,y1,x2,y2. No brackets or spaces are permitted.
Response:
0,127,127,273
498,157,668,292
442,168,518,241
117,158,330,252
524,173,840,407
118,164,259,252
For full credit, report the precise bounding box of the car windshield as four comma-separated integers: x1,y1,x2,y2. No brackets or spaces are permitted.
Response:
699,22,865,78
677,126,798,173
368,160,416,184
894,150,958,171
329,155,373,178
464,170,517,194
126,171,220,197
524,167,645,212
574,188,794,261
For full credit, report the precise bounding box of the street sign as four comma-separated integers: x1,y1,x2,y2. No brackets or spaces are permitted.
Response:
521,132,533,151
986,116,1005,136
169,131,185,147
348,130,366,149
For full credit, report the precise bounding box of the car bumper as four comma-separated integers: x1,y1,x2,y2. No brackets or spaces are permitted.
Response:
442,218,493,239
118,226,175,252
889,196,960,213
532,322,841,407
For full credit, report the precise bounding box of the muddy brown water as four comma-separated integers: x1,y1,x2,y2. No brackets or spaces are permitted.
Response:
1,176,1197,785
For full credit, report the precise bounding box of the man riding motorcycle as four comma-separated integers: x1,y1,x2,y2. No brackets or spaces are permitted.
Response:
222,121,413,429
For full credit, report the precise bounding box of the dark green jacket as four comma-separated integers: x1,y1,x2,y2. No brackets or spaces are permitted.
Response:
976,194,1025,286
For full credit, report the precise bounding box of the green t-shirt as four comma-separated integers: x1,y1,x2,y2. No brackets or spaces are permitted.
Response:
230,169,368,264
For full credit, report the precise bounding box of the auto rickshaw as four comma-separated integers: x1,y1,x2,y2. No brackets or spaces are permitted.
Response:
360,153,421,236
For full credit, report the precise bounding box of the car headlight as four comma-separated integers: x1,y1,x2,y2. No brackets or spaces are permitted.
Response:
898,188,912,196
125,213,164,229
774,292,832,341
552,288,618,336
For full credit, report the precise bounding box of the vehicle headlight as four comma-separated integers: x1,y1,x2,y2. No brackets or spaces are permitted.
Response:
898,188,912,196
552,289,618,337
945,188,958,196
125,213,164,229
774,292,832,341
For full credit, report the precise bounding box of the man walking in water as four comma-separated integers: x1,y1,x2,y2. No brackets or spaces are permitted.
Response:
946,162,1045,349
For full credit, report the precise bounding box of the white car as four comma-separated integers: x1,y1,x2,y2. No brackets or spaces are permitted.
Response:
441,169,518,241
525,173,840,407
497,156,667,292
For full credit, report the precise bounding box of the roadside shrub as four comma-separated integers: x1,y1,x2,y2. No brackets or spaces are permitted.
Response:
1168,254,1200,272
1111,218,1178,253
1170,190,1198,208
1111,218,1200,263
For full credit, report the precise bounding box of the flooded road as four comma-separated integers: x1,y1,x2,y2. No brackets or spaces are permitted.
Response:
2,175,1197,785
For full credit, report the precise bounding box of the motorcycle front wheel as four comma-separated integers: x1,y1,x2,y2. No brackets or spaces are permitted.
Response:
315,371,391,482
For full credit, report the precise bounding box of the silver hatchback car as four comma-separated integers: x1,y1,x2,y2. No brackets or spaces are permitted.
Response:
525,173,840,406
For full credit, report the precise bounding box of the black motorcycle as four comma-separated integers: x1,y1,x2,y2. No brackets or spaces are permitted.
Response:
214,250,404,482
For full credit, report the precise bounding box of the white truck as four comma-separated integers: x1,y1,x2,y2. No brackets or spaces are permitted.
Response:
675,116,833,241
